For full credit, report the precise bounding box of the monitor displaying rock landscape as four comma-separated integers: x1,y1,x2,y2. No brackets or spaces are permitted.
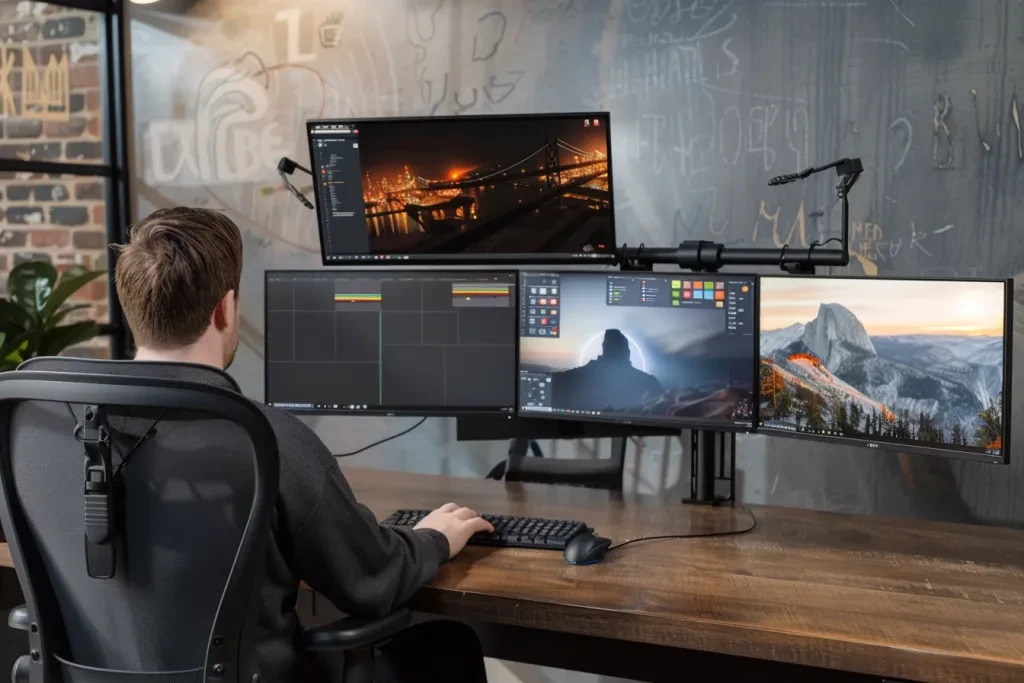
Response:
758,276,1008,460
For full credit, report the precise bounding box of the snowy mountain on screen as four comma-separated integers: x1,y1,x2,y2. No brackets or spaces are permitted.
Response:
761,304,1003,436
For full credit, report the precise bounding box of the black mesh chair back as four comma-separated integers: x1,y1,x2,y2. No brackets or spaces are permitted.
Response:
0,366,279,683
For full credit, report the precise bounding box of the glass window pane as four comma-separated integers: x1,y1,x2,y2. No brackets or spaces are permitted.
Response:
0,172,110,359
0,2,106,166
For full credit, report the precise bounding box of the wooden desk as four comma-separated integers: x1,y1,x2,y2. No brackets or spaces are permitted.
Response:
4,468,1024,682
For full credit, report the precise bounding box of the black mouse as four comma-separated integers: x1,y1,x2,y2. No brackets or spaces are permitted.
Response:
563,532,612,565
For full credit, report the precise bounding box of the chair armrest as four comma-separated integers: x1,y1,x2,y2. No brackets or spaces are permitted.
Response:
303,608,411,652
8,606,29,632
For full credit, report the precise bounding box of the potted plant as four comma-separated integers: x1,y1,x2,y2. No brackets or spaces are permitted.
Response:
0,260,106,372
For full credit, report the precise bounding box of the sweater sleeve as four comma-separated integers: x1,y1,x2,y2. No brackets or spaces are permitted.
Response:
281,424,449,617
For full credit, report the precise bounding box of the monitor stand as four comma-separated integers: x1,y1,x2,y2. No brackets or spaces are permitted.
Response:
456,417,678,492
685,429,738,505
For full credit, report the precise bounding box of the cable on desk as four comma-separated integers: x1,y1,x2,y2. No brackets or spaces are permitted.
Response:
606,507,757,554
335,417,428,458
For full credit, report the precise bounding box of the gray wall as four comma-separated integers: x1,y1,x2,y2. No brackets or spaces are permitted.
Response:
130,0,1024,528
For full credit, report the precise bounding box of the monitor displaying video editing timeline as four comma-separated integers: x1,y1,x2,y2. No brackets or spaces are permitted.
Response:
265,270,517,416
759,276,1011,463
518,272,759,429
307,113,616,265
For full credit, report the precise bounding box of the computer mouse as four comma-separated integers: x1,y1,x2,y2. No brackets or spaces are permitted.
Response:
563,532,612,565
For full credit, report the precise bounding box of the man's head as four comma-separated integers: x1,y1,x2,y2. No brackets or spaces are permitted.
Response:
601,329,630,363
114,207,243,369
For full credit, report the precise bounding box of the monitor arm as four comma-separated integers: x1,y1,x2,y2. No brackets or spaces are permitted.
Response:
619,157,863,275
277,156,315,210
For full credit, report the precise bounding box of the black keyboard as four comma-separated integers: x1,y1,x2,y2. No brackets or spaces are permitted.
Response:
381,509,590,550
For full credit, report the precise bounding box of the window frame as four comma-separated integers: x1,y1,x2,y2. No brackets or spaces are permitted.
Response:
0,0,133,358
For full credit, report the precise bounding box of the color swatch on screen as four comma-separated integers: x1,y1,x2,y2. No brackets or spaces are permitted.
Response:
334,293,382,303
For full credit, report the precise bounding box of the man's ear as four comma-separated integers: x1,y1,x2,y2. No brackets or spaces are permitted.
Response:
213,290,236,330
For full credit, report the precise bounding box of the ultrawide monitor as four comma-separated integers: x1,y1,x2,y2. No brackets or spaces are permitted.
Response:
307,113,616,265
265,270,518,417
759,276,1011,463
517,272,759,429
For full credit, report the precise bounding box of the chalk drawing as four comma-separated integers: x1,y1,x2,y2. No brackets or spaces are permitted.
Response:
889,117,913,172
932,93,954,169
472,11,507,61
274,9,316,64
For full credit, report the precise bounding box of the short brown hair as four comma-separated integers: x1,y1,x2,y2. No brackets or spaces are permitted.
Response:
114,207,243,349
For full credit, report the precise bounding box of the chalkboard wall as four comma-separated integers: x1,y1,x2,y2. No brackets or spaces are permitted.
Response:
130,0,1024,526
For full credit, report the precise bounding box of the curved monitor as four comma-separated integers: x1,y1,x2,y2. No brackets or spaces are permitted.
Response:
758,275,1011,463
307,113,616,265
517,271,759,430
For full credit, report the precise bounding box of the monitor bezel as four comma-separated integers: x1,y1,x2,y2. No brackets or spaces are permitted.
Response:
757,274,1012,465
306,112,619,266
514,269,761,433
263,268,521,418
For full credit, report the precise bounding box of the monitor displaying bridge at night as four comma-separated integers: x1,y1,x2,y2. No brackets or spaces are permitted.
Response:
308,113,616,264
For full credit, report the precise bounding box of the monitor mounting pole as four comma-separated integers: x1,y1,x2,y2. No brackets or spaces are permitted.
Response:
618,157,862,504
619,157,862,275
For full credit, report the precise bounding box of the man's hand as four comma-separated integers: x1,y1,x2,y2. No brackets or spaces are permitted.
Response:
414,503,494,559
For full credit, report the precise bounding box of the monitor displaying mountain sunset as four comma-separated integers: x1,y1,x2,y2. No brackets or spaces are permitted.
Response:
759,277,1007,460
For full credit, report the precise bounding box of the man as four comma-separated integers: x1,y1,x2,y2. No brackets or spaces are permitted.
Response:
112,207,492,681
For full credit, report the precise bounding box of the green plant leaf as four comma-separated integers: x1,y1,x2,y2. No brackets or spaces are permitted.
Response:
0,299,33,334
41,267,104,323
8,261,57,317
48,303,92,329
37,322,100,357
0,331,31,366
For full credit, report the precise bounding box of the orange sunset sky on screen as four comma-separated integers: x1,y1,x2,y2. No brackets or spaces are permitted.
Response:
760,278,1004,337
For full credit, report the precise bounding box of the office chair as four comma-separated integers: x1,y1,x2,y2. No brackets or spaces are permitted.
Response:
0,367,410,683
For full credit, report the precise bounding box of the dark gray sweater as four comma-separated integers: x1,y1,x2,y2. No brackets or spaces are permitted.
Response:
254,403,449,680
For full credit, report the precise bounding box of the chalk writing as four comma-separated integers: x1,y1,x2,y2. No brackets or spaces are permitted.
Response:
786,108,809,172
144,53,287,184
752,199,809,249
888,0,916,27
484,70,525,105
274,9,316,64
1013,95,1022,159
453,87,478,114
748,104,779,171
405,2,526,115
889,117,912,172
970,88,991,152
909,221,931,257
856,37,910,53
625,0,738,41
319,13,344,48
472,11,507,61
932,93,953,169
633,99,809,179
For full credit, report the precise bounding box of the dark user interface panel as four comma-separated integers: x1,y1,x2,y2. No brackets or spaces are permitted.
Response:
759,276,1009,462
266,270,517,416
518,272,758,429
307,113,616,264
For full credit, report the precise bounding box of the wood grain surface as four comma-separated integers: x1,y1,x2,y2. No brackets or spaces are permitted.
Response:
2,467,1023,682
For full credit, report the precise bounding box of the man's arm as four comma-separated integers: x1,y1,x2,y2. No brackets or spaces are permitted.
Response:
289,460,448,617
276,414,491,617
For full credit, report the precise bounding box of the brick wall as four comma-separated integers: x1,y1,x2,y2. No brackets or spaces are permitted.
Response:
0,2,109,357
